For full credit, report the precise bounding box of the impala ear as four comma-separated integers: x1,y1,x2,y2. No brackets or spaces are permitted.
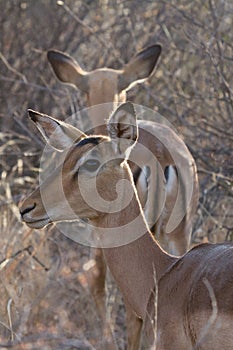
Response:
107,102,138,157
28,109,85,151
47,50,89,92
118,44,162,91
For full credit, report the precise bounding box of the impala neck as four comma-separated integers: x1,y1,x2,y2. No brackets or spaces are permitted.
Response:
86,103,115,135
87,97,125,135
89,164,176,319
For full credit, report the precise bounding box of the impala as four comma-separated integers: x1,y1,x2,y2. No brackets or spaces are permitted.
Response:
32,45,198,349
20,103,233,350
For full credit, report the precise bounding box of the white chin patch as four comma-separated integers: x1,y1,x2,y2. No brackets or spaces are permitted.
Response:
26,218,50,229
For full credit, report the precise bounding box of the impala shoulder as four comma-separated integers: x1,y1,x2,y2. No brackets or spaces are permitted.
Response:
185,242,233,294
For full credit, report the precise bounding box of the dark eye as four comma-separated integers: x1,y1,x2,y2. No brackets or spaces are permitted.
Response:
82,159,101,172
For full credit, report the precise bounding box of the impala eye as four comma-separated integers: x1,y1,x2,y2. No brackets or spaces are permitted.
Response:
82,159,101,172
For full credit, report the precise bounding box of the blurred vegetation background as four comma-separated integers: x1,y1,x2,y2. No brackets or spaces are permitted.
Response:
0,0,232,349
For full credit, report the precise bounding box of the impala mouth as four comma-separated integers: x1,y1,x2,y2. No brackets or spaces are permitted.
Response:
23,217,51,229
22,214,89,229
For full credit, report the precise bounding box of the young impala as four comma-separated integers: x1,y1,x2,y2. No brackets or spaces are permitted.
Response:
20,103,233,350
47,46,198,348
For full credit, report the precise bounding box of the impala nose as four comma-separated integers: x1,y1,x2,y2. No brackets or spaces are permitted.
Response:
20,203,36,218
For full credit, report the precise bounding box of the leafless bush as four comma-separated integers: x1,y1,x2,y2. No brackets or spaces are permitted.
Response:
0,0,232,348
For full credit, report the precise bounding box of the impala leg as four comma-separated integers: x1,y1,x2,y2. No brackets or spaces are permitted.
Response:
87,248,117,350
125,302,143,350
164,219,191,256
87,248,106,318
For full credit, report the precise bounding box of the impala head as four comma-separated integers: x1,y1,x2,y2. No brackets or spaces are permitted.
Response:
47,45,161,130
20,103,138,234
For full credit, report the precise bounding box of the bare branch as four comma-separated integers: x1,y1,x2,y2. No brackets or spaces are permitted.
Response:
0,52,27,83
